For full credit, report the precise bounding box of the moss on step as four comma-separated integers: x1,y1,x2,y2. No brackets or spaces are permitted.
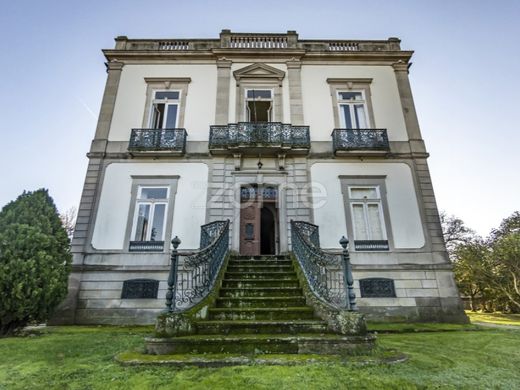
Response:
117,347,407,367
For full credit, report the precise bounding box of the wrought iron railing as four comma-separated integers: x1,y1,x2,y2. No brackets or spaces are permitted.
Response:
166,220,230,312
128,128,187,153
129,241,164,252
290,221,348,308
209,122,310,150
354,240,389,251
332,129,389,153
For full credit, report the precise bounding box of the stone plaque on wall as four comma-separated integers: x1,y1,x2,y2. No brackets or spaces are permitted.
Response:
121,279,159,299
360,278,396,298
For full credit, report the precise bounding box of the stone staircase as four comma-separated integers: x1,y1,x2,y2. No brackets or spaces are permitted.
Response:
196,255,329,335
146,255,374,355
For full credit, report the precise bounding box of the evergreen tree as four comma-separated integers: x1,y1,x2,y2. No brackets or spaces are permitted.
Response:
0,189,71,335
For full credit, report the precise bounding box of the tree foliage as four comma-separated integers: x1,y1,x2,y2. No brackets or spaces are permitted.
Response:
443,210,520,313
0,189,71,336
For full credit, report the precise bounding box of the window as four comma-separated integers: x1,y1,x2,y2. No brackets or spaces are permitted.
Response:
327,78,375,129
125,176,179,252
246,89,273,122
142,78,190,129
131,186,169,242
349,186,386,241
150,90,180,129
340,176,392,251
338,91,369,129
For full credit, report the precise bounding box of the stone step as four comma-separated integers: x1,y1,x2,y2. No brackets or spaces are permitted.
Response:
216,296,307,308
228,259,292,266
195,320,329,335
146,333,375,355
145,333,376,355
222,279,300,288
219,287,304,298
231,255,289,261
208,307,315,321
224,271,297,280
227,265,294,273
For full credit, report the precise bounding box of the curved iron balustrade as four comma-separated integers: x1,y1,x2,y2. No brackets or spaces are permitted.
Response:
290,220,349,308
170,220,229,311
209,122,310,149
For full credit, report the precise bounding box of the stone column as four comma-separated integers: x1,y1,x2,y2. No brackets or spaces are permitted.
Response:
287,59,304,124
215,58,232,125
392,61,425,154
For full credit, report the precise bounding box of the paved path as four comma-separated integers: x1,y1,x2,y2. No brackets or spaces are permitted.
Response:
473,321,520,330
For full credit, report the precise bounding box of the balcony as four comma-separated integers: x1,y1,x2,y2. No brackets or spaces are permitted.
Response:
128,128,187,155
332,129,390,156
209,122,310,155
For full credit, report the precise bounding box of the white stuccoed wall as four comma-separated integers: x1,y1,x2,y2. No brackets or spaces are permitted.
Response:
300,65,407,141
310,162,425,249
91,162,208,250
108,64,217,141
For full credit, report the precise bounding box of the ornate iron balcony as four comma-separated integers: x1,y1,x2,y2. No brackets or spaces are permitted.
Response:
209,122,310,152
129,128,187,153
332,129,389,154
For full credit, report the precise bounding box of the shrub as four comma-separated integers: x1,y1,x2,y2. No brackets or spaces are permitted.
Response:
0,189,71,336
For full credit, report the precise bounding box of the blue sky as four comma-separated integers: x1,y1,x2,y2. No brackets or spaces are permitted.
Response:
0,0,518,236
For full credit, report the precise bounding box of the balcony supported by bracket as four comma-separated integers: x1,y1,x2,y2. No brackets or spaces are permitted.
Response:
209,122,310,156
332,128,390,157
128,128,187,156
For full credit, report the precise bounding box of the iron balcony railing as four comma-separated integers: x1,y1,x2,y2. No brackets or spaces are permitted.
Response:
209,122,310,150
291,221,358,310
332,128,389,153
128,128,187,153
166,220,230,312
354,240,389,251
129,241,165,252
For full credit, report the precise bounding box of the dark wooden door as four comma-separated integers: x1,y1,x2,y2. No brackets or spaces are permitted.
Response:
239,200,261,256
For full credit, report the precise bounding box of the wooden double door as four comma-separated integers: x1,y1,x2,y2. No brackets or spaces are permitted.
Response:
239,185,278,256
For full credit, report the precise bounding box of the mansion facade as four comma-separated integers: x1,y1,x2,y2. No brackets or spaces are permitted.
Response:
54,30,467,324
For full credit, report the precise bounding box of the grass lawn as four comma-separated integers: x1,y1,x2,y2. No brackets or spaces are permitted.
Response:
466,311,520,326
1,325,519,389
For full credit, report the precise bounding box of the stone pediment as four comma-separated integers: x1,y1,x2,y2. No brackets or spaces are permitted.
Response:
233,63,285,85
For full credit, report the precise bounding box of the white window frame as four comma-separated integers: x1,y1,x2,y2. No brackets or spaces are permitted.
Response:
130,186,170,242
149,90,181,129
245,88,274,122
337,90,370,129
348,186,387,241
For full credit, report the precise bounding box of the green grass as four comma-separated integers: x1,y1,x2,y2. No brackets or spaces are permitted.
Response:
1,325,520,389
367,321,478,333
466,311,520,326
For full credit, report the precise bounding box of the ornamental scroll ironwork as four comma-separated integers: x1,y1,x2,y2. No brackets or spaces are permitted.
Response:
129,128,187,152
121,279,159,299
174,220,230,310
332,129,389,152
290,220,347,308
209,122,310,149
240,186,278,200
360,278,396,298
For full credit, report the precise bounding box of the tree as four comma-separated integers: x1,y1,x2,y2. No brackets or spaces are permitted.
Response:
452,240,489,311
0,189,71,336
490,211,520,241
485,233,520,311
60,206,77,240
440,211,476,258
